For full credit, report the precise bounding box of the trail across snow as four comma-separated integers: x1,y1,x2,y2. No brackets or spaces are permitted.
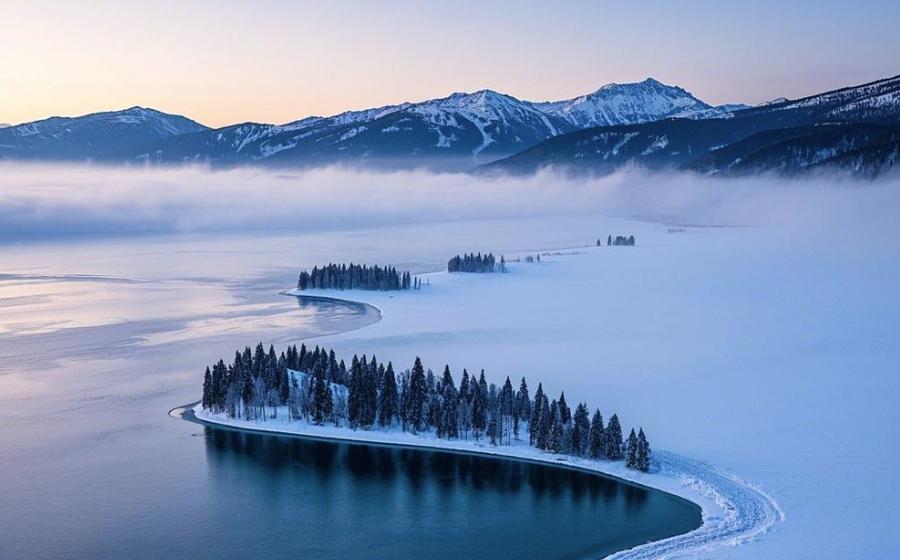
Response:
606,451,784,560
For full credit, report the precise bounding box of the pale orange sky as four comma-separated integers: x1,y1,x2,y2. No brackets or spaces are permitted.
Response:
1,0,897,128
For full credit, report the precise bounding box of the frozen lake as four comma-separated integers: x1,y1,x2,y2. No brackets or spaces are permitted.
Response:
1,208,898,559
0,216,702,560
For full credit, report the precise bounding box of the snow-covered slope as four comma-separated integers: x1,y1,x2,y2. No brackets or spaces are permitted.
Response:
0,107,208,160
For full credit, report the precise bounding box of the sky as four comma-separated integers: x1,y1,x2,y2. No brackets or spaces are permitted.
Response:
1,0,898,128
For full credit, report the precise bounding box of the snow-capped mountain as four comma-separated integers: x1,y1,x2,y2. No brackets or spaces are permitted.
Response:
0,107,208,160
533,78,730,127
123,78,737,168
128,89,574,167
486,74,900,178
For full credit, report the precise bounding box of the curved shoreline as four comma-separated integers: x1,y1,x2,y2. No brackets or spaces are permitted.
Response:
205,279,782,559
175,402,695,506
175,401,782,560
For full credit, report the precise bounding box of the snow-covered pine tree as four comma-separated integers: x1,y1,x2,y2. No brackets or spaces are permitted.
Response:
606,414,624,460
408,357,427,432
558,392,571,425
439,384,459,439
549,407,564,453
572,403,590,456
529,383,544,445
626,428,639,469
202,366,212,410
487,408,500,446
637,428,651,472
311,361,331,425
589,409,605,459
470,380,487,439
516,377,530,423
360,357,378,427
378,362,398,427
348,355,362,428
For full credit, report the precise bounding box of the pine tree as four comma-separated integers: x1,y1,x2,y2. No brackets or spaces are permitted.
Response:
605,414,624,460
572,403,590,456
470,380,487,439
558,391,571,425
348,355,362,428
360,356,378,427
378,362,398,427
441,365,455,392
439,384,459,439
549,408,564,453
637,428,651,472
241,365,254,419
407,357,427,432
488,409,500,446
589,410,605,459
311,361,331,425
516,377,530,426
202,366,212,410
626,428,639,469
529,383,544,445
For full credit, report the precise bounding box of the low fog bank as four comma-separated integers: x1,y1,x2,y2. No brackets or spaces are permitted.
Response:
1,163,898,243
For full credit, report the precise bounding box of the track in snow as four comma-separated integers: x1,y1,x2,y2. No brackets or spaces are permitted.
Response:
606,451,784,560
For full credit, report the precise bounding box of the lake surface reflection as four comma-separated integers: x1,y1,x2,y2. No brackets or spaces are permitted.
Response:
196,424,700,560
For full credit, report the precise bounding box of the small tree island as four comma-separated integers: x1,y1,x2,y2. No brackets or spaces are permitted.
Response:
200,342,652,472
599,235,636,247
297,263,417,291
447,252,506,273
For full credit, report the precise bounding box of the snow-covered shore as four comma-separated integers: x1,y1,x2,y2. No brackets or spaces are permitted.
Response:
186,215,900,559
191,403,781,560
188,242,790,560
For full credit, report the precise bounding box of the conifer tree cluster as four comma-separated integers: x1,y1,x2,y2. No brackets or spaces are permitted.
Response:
202,345,651,472
297,263,416,291
447,253,505,273
603,235,636,246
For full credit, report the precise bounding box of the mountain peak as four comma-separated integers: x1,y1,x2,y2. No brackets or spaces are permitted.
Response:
535,78,711,128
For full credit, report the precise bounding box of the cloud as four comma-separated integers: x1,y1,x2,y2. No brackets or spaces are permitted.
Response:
0,163,898,243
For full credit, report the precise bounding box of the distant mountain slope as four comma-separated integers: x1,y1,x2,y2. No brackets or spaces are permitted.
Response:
122,79,732,169
685,123,900,176
485,74,900,177
0,107,208,160
811,132,900,178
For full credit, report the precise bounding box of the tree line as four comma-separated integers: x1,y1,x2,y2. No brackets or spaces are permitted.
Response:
297,263,417,291
598,235,636,247
447,253,506,273
202,343,651,472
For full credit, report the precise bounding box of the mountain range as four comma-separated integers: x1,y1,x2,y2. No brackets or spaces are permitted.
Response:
487,75,900,178
1,75,897,177
0,79,742,169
